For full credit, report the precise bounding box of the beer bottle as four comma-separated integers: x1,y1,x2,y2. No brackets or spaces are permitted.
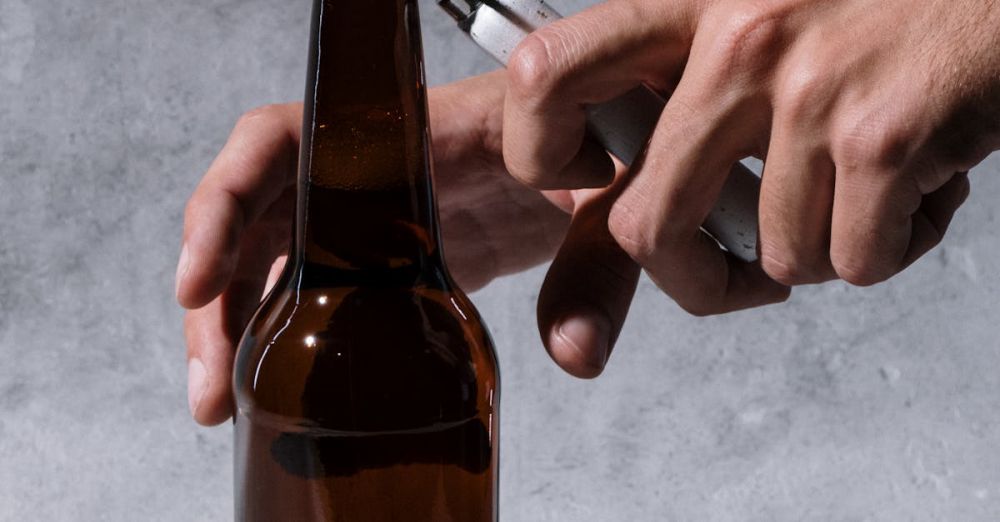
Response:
232,0,500,520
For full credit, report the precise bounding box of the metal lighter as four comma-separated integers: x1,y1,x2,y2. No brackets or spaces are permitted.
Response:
438,0,760,262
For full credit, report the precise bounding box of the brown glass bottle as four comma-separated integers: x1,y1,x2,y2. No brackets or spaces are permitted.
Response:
232,1,499,520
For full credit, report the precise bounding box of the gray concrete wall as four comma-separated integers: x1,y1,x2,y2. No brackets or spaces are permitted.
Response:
1,0,998,520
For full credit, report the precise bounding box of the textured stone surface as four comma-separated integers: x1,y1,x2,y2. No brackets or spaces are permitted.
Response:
1,0,999,520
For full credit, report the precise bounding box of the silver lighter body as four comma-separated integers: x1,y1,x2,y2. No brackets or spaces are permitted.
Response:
439,0,761,262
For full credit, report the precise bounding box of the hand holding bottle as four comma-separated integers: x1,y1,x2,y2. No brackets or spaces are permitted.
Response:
176,71,642,425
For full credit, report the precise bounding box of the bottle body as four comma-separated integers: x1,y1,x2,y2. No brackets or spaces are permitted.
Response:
233,272,498,522
232,0,499,519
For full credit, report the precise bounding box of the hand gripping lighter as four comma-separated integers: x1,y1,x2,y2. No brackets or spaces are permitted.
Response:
438,0,760,262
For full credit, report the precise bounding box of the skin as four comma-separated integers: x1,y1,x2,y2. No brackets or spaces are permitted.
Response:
179,0,1000,425
502,0,1000,317
177,72,638,425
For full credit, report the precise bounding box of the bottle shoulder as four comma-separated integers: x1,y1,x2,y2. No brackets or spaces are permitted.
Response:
233,279,497,433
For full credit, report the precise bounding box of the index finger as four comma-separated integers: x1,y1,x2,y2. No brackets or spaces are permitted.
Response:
502,0,697,189
177,103,302,309
607,48,789,315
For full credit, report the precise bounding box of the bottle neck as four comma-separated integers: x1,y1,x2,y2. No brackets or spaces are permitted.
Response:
294,0,444,277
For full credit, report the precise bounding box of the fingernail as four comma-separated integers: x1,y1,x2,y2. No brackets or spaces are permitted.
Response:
175,244,190,299
188,358,208,417
557,314,611,372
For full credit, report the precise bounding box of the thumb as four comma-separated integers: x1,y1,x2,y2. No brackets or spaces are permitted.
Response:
537,179,641,379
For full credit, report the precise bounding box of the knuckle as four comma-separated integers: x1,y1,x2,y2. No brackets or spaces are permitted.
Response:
713,3,786,72
608,188,701,265
234,104,283,132
676,299,722,318
760,248,801,285
777,59,830,122
501,149,548,188
608,200,657,265
507,29,565,98
183,197,198,228
832,112,912,172
182,190,212,233
830,251,890,287
759,247,821,286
